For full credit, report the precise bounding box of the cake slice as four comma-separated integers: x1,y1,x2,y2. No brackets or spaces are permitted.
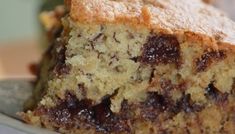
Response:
22,0,235,133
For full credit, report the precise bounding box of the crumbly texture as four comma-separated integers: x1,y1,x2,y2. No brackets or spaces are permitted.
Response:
22,0,235,134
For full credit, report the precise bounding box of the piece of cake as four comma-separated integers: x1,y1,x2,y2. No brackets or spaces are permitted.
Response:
21,0,235,133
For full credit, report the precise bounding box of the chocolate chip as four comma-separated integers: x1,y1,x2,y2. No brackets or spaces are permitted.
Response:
44,33,70,76
129,57,139,62
176,94,203,113
37,90,207,132
89,95,130,133
205,83,220,100
141,92,175,121
52,40,70,76
44,93,92,128
54,64,70,76
141,91,204,121
195,50,226,72
177,94,192,113
120,100,134,120
93,33,104,42
113,32,120,43
149,68,155,83
160,79,174,95
205,83,229,104
78,83,87,97
92,97,112,124
43,92,129,133
141,35,180,66
144,92,169,111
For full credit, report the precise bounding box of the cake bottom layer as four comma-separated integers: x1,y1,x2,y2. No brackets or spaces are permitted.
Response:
22,82,235,134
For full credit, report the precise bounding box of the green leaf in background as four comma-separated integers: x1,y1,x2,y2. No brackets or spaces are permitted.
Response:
40,0,64,11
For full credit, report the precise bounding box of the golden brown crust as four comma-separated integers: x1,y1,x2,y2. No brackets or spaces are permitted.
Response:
66,0,235,51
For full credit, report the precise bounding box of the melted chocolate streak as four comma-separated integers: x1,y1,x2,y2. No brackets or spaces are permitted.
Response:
196,51,226,72
43,93,130,133
37,82,229,133
37,89,218,133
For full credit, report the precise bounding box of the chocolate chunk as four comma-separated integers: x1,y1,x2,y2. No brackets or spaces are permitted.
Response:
144,92,169,111
91,97,113,128
37,90,207,132
44,34,66,74
159,79,187,96
78,83,87,97
46,93,92,127
141,35,180,65
141,92,175,121
129,57,139,63
141,91,204,121
149,68,155,83
205,83,229,104
120,100,134,120
91,97,129,133
196,50,226,72
54,64,70,76
53,40,70,76
160,79,174,95
205,83,220,100
176,94,203,113
177,94,193,113
43,92,129,133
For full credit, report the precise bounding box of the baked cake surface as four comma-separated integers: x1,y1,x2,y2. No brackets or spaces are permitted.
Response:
22,0,235,134
68,0,235,45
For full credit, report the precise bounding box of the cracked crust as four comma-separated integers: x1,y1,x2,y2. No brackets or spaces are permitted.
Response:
66,0,235,51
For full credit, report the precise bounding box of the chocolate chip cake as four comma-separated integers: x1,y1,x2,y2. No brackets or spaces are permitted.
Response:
21,0,235,133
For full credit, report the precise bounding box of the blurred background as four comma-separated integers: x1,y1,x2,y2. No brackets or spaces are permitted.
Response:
0,0,63,79
0,0,63,42
0,0,234,79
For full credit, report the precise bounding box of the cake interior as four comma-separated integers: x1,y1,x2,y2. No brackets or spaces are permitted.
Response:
23,19,235,134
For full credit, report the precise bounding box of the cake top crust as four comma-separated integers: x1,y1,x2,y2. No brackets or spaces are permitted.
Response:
66,0,235,48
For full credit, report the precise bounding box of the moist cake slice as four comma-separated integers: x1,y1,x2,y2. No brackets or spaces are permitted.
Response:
21,0,235,133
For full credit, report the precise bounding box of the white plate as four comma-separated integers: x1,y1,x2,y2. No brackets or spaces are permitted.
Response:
0,80,57,134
